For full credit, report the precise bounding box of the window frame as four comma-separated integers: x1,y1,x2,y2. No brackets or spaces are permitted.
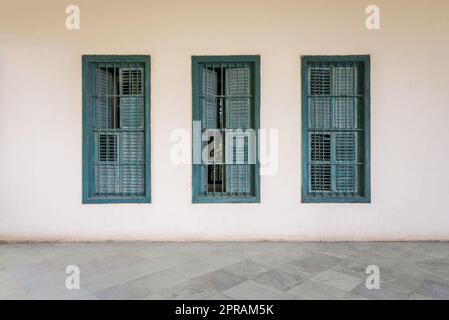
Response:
191,55,261,204
301,55,371,203
82,55,151,204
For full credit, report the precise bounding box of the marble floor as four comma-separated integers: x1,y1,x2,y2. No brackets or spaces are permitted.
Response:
0,242,448,300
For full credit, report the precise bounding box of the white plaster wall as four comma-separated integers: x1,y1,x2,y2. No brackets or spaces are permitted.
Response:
1,0,448,241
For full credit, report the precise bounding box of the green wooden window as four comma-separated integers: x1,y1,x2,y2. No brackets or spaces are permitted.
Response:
192,56,260,203
82,55,151,203
301,56,370,203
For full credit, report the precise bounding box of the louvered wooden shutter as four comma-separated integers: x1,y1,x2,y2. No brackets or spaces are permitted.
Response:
225,67,251,194
201,68,218,193
119,66,145,195
94,67,120,195
308,67,332,194
333,66,358,194
95,68,114,129
202,68,218,129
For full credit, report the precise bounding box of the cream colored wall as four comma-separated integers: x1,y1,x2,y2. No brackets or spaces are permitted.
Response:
1,0,449,241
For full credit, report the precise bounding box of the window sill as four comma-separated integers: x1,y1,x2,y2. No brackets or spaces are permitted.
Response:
302,195,370,203
83,196,151,204
193,195,260,204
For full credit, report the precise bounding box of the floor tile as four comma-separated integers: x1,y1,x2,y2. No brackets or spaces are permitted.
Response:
287,280,347,300
136,269,188,293
95,268,189,300
331,259,367,278
253,269,305,291
223,260,268,279
0,270,29,299
289,253,343,275
191,270,246,292
93,280,154,300
408,293,434,300
311,269,362,292
160,280,220,300
223,280,291,300
249,252,296,268
30,285,95,300
350,282,412,300
275,262,313,278
342,293,369,300
169,259,218,278
79,253,147,275
415,280,449,299
204,292,234,300
11,269,66,293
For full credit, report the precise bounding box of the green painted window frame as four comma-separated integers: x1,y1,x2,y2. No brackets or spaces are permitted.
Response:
301,55,371,203
82,55,151,204
191,55,261,203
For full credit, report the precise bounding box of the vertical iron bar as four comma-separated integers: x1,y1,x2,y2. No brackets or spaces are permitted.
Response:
114,63,120,196
354,61,359,195
105,65,109,197
201,64,209,196
142,63,145,195
212,64,216,197
128,63,131,198
205,64,209,196
312,63,316,194
245,63,248,197
236,64,240,197
336,63,339,195
229,62,232,196
344,62,348,196
221,63,224,196
331,63,334,196
95,65,99,196
321,62,324,196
